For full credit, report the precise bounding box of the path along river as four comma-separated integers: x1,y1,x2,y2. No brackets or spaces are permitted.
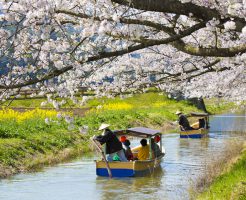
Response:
0,113,245,200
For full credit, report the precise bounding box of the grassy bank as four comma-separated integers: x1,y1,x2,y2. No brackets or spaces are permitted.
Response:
0,92,241,178
74,92,201,133
204,98,244,114
0,109,90,178
193,141,246,200
0,92,200,177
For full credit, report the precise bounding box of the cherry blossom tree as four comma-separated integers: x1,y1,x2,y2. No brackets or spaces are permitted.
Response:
0,0,245,104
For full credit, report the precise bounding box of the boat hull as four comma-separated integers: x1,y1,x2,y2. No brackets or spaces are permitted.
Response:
95,154,164,177
180,128,209,139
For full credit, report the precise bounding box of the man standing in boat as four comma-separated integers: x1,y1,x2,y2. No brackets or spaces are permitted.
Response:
176,111,194,131
93,124,128,162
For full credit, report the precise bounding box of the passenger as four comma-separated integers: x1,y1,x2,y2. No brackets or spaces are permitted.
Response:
151,135,162,158
93,124,128,162
176,111,194,131
198,118,206,128
120,135,127,143
122,139,133,161
137,139,150,160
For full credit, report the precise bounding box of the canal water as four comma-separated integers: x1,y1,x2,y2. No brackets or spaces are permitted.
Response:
0,113,245,200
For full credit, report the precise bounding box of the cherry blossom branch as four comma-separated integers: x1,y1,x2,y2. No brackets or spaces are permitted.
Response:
57,9,245,57
111,0,245,31
0,21,205,89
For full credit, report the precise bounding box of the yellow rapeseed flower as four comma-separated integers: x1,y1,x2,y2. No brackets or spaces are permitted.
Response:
102,102,133,110
85,102,133,115
0,108,58,123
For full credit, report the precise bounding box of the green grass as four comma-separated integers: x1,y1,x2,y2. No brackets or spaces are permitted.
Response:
2,92,241,113
204,98,245,114
1,98,80,108
0,116,88,177
2,98,45,107
197,150,246,200
74,92,201,133
0,92,242,177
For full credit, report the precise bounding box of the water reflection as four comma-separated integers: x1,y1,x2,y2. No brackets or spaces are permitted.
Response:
96,166,164,200
179,137,209,150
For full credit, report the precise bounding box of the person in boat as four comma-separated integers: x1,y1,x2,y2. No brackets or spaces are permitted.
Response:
123,139,134,161
176,111,194,131
135,139,150,160
93,124,128,162
198,118,206,128
120,136,133,160
150,135,162,158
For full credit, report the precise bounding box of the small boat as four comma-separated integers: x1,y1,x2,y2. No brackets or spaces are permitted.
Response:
180,128,209,138
180,112,209,139
93,127,165,177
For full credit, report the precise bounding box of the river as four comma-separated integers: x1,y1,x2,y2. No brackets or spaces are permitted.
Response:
0,113,245,200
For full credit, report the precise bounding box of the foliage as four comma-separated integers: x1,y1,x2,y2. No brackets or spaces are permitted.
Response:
0,92,240,177
0,0,245,103
1,97,82,108
75,92,200,135
0,108,85,173
1,98,45,108
204,99,245,114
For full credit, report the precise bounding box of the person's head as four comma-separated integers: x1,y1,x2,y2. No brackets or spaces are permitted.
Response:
120,136,127,143
175,111,182,116
140,139,147,146
98,123,110,131
98,124,110,135
123,139,131,147
154,135,161,143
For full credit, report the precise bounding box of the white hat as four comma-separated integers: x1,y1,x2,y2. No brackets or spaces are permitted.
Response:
175,111,182,115
98,123,110,131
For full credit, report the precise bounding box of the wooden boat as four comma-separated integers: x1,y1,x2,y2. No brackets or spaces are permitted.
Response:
180,128,209,138
94,127,165,177
180,112,209,139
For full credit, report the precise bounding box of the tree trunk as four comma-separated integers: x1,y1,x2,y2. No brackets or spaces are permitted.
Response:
188,97,208,113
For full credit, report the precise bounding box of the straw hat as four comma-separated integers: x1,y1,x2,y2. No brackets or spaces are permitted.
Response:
98,123,110,131
175,110,182,115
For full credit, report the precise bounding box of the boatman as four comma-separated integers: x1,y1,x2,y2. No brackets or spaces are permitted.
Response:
176,111,194,131
93,124,128,162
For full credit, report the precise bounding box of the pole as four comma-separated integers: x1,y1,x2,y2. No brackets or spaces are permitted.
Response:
92,138,112,178
149,137,152,160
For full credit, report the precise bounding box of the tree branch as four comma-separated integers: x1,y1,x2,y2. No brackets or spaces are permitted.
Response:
172,42,246,57
111,0,245,31
0,21,206,89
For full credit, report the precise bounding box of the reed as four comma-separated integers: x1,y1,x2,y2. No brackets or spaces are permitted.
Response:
191,139,246,200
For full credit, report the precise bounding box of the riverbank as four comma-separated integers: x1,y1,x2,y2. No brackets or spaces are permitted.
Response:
0,93,239,178
0,109,92,178
0,142,88,178
195,142,246,200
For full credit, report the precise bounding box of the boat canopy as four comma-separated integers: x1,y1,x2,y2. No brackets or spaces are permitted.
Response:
114,127,161,138
189,112,209,117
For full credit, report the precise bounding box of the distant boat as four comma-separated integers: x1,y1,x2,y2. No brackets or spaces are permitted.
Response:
179,112,209,139
93,127,165,177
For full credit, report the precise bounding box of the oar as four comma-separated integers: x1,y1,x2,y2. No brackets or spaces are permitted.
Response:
91,138,112,178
